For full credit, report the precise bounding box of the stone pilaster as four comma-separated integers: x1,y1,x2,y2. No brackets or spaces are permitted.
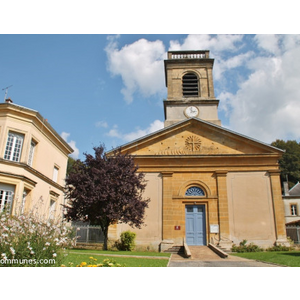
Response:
268,170,290,245
161,172,173,242
215,171,232,249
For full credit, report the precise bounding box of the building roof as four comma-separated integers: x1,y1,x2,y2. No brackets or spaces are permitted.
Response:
0,101,73,155
107,117,284,156
289,182,300,196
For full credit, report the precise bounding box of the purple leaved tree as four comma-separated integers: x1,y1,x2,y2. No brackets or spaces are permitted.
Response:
64,145,150,250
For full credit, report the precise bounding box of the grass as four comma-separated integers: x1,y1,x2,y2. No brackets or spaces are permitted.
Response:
231,250,300,267
62,249,171,267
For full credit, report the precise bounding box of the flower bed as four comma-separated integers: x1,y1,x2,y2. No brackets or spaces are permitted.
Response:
0,212,75,267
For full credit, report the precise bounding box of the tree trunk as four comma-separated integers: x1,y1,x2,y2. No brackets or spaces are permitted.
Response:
103,227,108,250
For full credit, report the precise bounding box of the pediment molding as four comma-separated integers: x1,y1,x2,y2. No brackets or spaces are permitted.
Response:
110,118,284,158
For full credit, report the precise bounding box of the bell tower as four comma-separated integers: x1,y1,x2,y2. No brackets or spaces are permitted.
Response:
164,50,221,127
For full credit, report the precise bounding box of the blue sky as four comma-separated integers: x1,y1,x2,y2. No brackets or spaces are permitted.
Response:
1,0,298,293
1,34,300,160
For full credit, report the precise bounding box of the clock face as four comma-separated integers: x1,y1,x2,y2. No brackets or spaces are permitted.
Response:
185,106,199,118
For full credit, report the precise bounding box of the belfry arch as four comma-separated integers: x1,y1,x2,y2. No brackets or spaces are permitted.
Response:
182,72,199,97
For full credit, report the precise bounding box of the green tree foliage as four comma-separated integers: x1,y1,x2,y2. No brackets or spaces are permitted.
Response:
64,145,150,250
66,156,76,176
271,139,300,187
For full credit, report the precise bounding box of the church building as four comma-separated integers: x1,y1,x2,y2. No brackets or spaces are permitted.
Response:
109,50,289,251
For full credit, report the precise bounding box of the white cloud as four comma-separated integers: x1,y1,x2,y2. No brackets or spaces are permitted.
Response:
221,35,300,143
123,120,164,142
95,120,108,128
61,132,70,141
105,34,300,144
106,120,164,143
105,34,247,104
107,125,122,138
169,34,300,143
169,34,243,52
254,34,281,55
169,34,253,80
61,131,80,159
105,36,166,103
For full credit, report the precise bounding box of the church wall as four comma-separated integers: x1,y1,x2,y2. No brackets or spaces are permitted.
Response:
160,171,220,245
227,171,277,247
129,154,284,249
116,173,162,251
110,50,289,251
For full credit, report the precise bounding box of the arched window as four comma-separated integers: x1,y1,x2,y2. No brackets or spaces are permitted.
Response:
182,72,198,97
185,186,205,196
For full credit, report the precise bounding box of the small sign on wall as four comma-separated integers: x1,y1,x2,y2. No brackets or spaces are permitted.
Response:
174,226,181,230
210,224,219,233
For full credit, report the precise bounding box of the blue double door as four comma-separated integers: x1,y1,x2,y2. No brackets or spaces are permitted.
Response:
185,205,206,245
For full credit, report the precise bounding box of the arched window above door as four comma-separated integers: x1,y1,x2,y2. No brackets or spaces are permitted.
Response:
185,186,205,196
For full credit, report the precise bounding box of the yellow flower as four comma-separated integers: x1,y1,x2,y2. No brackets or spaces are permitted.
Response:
80,262,87,267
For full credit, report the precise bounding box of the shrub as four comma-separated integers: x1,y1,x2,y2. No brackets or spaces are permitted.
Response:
117,231,136,251
0,212,75,267
231,239,263,253
266,244,294,252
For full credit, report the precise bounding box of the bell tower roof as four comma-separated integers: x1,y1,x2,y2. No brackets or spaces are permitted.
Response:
163,50,221,127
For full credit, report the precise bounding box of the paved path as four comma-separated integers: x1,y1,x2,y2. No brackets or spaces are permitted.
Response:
168,246,281,267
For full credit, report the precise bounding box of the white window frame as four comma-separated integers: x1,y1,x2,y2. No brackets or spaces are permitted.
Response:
49,199,56,220
4,131,24,162
21,190,28,214
53,166,59,182
28,140,37,167
0,189,14,213
291,204,298,216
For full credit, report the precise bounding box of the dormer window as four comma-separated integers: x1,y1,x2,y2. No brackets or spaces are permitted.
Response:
182,72,198,97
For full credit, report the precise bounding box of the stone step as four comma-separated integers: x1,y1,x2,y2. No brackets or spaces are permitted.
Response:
216,246,231,253
164,246,184,254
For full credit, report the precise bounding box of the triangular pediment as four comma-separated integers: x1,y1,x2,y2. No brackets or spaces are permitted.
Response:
112,118,283,157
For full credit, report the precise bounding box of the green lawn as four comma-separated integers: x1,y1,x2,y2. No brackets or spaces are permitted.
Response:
62,249,171,267
231,251,300,267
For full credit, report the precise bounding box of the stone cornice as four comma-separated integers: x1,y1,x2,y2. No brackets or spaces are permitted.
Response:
214,170,228,177
0,159,64,191
0,171,37,187
0,103,73,156
268,170,282,176
161,171,174,177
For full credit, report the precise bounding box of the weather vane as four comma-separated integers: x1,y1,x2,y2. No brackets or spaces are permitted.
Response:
2,85,13,102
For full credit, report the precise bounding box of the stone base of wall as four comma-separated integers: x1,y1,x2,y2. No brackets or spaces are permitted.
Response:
159,239,175,252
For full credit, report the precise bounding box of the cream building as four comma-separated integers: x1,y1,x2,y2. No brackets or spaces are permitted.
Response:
108,50,289,251
283,182,300,225
0,99,73,220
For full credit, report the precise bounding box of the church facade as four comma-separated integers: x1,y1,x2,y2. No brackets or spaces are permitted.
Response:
109,50,289,251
